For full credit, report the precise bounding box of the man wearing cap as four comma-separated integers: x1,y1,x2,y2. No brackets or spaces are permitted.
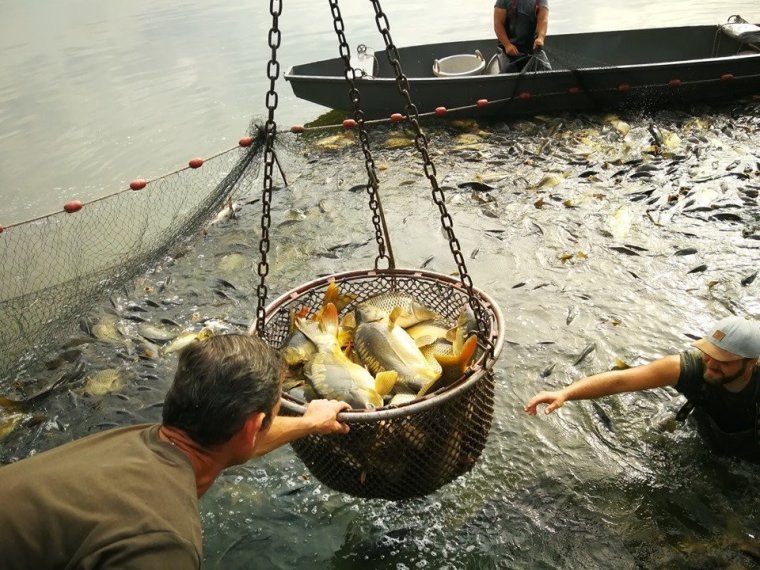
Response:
525,316,760,458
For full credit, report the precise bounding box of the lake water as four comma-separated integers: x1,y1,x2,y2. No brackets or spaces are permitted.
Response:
1,0,759,225
2,2,760,569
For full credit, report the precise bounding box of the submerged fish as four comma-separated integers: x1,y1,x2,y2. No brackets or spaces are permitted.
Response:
161,325,216,356
82,369,124,397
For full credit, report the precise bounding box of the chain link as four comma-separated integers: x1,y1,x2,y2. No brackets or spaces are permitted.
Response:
328,0,394,270
368,0,494,355
255,0,284,336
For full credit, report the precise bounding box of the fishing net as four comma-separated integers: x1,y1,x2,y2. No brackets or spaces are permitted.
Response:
266,269,503,500
0,128,265,382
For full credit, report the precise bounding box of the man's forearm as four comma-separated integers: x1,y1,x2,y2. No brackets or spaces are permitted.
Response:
494,9,512,49
562,370,633,402
562,355,681,402
535,9,548,43
251,416,316,458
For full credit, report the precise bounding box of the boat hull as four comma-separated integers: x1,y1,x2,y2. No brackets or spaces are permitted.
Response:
285,24,760,119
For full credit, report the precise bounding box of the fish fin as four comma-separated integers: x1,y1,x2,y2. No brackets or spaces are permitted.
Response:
430,335,478,391
295,317,323,345
388,306,403,329
340,311,356,331
322,281,340,312
322,280,357,313
414,335,437,348
319,303,339,337
337,328,352,349
374,371,398,397
444,326,457,343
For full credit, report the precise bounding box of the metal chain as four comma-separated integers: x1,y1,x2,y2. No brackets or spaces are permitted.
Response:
368,0,493,355
327,0,394,270
255,0,283,336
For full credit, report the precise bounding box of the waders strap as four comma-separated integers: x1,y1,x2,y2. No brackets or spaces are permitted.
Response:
675,400,695,422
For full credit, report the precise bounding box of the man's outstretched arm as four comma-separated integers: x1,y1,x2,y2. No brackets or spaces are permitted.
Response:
525,354,681,415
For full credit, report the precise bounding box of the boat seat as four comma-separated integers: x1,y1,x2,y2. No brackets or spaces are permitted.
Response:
720,21,760,48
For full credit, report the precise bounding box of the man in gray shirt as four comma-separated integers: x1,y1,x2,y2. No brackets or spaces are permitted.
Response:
493,0,549,71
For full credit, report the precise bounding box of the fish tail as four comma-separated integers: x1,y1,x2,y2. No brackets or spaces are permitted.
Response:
323,281,339,305
421,335,478,395
295,317,323,345
436,334,477,369
318,303,339,337
374,370,398,396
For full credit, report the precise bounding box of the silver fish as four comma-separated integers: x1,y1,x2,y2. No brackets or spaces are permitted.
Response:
296,303,395,409
356,292,439,328
354,308,441,394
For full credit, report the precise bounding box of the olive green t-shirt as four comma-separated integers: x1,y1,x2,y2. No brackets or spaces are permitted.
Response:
676,350,758,433
0,424,201,569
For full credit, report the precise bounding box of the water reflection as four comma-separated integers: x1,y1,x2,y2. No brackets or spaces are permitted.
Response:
2,101,760,567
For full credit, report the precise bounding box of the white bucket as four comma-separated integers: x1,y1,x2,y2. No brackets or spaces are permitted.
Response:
432,50,485,77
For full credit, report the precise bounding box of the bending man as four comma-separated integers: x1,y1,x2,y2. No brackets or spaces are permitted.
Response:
525,316,760,459
0,334,351,569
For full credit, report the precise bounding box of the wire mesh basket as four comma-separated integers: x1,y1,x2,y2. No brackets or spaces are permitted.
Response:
261,268,504,500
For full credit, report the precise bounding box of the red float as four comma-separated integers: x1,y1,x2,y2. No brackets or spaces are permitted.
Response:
435,106,448,117
64,200,83,213
188,158,204,169
239,136,254,147
390,113,404,123
721,73,734,81
0,225,4,234
617,84,631,92
668,79,682,88
476,99,489,108
342,119,357,129
567,87,581,95
129,179,147,191
290,125,305,134
518,92,531,100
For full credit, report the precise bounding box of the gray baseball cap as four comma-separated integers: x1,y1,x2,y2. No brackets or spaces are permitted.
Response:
693,316,760,361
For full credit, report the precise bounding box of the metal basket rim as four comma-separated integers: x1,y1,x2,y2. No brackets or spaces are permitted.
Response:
266,267,505,423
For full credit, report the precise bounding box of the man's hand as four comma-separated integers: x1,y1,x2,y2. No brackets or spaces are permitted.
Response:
504,42,519,56
303,399,351,434
533,38,544,50
524,390,566,415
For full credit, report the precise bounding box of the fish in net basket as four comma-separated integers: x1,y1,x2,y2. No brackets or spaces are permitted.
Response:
260,268,505,500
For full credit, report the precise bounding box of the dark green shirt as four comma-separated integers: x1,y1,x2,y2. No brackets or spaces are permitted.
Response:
0,424,201,569
676,350,758,433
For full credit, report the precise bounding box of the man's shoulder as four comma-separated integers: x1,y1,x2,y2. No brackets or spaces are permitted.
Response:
675,350,704,395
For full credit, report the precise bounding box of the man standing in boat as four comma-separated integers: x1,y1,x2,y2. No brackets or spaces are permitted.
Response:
525,316,760,461
493,0,550,72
